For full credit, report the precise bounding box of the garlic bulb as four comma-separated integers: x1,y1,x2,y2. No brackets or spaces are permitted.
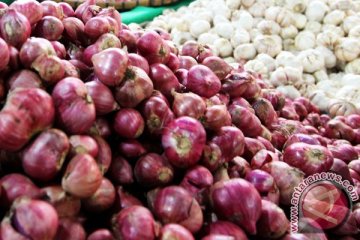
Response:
348,25,360,38
315,46,337,69
334,37,360,62
342,15,360,34
305,1,329,22
223,57,236,64
244,60,269,78
280,25,299,39
336,86,360,101
270,66,303,86
304,21,322,34
248,3,267,18
313,69,329,83
265,7,294,27
213,38,233,58
345,59,360,74
298,83,317,98
323,10,346,26
256,53,276,72
196,10,213,22
226,0,242,10
214,22,234,39
295,31,316,50
275,51,303,70
213,15,230,25
168,18,189,32
296,49,325,73
234,43,257,61
171,30,194,46
328,100,359,117
316,80,341,93
316,30,341,50
231,10,254,31
230,28,251,47
303,74,316,85
309,90,334,112
321,24,345,37
257,20,281,35
198,33,220,45
242,0,256,8
277,85,302,99
293,13,307,29
330,0,356,11
249,29,263,41
253,35,282,57
189,20,211,38
148,20,170,31
282,39,297,51
285,0,307,13
340,74,360,87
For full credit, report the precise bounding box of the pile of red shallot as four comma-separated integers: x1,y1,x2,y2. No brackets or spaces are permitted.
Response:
0,0,359,239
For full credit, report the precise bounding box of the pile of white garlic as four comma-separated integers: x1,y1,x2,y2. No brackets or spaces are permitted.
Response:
141,0,360,116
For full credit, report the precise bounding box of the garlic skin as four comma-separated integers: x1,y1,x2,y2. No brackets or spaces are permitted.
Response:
270,66,303,86
257,20,281,35
285,0,307,13
213,15,230,25
323,10,346,25
321,24,345,37
225,0,242,10
283,38,297,51
339,74,360,88
280,25,299,39
231,10,254,31
316,80,341,93
234,43,257,61
248,3,267,18
316,31,341,50
309,90,334,112
304,21,322,34
253,35,282,57
315,46,337,69
293,13,307,29
214,22,234,39
231,28,251,47
265,7,294,27
213,38,233,58
277,85,302,99
330,0,356,11
348,25,360,39
328,100,359,117
242,0,256,8
334,38,360,62
295,31,316,50
189,20,211,38
256,53,276,72
296,49,325,73
305,1,329,22
342,15,360,34
244,60,269,78
198,33,220,45
171,30,194,46
313,69,329,83
303,74,316,85
275,51,303,71
345,59,360,74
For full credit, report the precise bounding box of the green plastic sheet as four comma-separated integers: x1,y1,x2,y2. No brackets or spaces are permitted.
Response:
121,0,194,24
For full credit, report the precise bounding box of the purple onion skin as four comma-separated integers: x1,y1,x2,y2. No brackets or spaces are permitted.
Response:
88,117,112,138
114,66,154,108
205,221,248,240
52,77,96,134
160,224,195,240
152,186,203,233
209,178,262,235
134,153,174,188
162,116,206,168
0,217,29,240
0,9,31,48
93,135,112,174
8,70,43,90
11,198,59,240
87,229,114,240
113,108,144,139
201,234,236,240
0,37,9,71
34,16,64,41
113,186,143,212
55,218,86,240
41,185,81,218
85,80,119,115
0,173,41,208
281,234,311,240
256,200,289,239
180,165,213,205
82,177,116,213
10,0,43,26
69,135,99,158
108,156,134,185
22,128,69,182
62,153,103,198
118,139,147,158
112,205,158,240
186,65,221,98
